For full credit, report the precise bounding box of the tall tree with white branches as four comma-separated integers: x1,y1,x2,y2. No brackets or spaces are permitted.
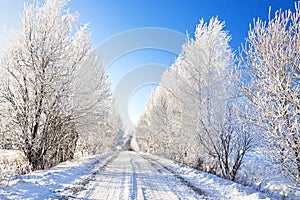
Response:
239,3,300,182
0,0,90,170
73,52,120,156
176,17,252,180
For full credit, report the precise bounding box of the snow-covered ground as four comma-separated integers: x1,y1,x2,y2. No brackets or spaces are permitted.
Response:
0,152,115,199
0,151,297,199
237,152,300,199
145,153,300,200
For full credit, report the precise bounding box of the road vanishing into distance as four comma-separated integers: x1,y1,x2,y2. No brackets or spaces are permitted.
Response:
75,151,207,200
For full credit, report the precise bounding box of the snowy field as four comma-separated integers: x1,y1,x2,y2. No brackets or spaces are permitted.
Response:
1,151,295,200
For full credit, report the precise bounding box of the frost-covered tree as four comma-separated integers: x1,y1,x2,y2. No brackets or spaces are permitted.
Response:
135,91,157,153
0,0,90,170
135,68,186,161
73,52,120,156
175,17,252,180
239,3,300,182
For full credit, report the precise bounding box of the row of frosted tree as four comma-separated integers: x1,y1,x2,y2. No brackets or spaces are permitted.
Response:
0,0,120,170
135,4,300,183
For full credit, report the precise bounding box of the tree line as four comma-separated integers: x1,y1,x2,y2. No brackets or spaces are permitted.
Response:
135,4,300,184
0,0,120,170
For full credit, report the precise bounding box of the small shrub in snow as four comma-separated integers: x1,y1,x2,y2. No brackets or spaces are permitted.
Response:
0,150,31,186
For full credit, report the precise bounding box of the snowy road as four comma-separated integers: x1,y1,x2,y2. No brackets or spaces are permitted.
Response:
0,151,276,199
76,151,206,200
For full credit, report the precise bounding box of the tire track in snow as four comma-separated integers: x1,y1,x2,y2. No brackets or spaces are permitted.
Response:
82,151,132,199
136,154,184,199
141,154,207,199
82,152,121,199
98,152,120,171
130,158,138,200
61,152,120,199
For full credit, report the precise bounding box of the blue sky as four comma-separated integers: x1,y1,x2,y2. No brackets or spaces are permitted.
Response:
67,0,295,50
0,0,295,129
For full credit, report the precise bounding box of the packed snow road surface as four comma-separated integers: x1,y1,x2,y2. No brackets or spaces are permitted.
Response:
0,151,275,199
76,151,205,199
